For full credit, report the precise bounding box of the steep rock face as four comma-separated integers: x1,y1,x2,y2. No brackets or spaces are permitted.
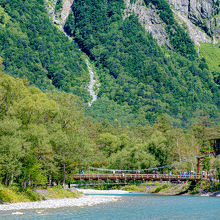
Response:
45,0,73,29
124,0,219,46
55,0,74,28
172,8,212,46
45,0,57,22
124,0,170,46
167,0,220,42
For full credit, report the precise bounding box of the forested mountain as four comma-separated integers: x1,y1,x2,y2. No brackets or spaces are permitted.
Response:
0,0,219,127
66,0,219,126
0,0,90,100
0,0,220,186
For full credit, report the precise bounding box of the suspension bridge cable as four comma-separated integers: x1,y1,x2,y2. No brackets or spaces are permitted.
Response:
89,155,202,173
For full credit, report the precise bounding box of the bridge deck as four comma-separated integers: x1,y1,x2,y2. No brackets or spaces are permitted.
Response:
72,174,207,182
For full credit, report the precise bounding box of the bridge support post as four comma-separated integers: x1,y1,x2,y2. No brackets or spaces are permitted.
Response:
197,157,201,174
197,156,205,174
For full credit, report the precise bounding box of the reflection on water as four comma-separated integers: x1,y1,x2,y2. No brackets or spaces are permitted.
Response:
1,195,220,220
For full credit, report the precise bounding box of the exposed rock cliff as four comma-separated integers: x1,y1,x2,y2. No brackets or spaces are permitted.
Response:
172,9,212,46
124,0,219,46
124,0,170,46
55,0,74,28
45,0,57,23
167,0,220,43
45,0,73,30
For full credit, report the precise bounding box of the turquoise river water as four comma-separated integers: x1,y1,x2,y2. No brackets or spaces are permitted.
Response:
1,194,220,220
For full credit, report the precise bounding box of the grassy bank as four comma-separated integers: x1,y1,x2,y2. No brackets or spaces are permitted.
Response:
0,185,81,203
200,42,220,73
121,180,220,195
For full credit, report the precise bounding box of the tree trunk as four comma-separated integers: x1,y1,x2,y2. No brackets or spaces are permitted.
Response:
5,174,9,187
177,138,181,162
22,180,27,188
191,162,194,171
10,174,14,185
28,174,31,186
63,163,66,188
49,174,52,186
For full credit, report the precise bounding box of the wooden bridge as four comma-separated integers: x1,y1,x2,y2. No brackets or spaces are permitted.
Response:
72,173,208,182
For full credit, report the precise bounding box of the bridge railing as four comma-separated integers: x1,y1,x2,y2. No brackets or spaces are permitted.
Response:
72,173,208,181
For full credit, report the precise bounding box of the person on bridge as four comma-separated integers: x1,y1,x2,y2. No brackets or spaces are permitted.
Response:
113,170,115,176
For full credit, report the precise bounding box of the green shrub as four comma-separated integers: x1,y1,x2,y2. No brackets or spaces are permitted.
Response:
155,183,170,193
25,188,43,201
46,187,81,199
141,181,161,186
0,186,30,203
149,183,170,193
55,0,63,12
121,185,146,192
214,182,220,191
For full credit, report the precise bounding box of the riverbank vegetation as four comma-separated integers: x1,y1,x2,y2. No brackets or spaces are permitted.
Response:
121,180,220,195
0,184,80,203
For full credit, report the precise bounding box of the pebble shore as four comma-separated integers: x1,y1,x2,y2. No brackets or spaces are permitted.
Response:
0,189,129,211
77,189,130,195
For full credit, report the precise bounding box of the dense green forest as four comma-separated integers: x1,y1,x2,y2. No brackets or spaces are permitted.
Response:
0,67,219,186
65,0,219,126
0,0,219,126
0,0,89,100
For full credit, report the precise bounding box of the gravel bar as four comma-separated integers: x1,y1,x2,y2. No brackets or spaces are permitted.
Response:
77,189,131,194
0,195,121,211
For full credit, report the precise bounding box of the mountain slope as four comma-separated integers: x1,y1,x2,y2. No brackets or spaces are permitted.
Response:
0,0,89,100
65,0,219,125
167,0,220,43
0,0,219,126
125,0,220,47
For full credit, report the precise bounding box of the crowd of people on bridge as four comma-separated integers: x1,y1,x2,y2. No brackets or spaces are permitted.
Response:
80,168,214,180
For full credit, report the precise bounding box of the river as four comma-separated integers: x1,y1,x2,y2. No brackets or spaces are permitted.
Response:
1,194,219,219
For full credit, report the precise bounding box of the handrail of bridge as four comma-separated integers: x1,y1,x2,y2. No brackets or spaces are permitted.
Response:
72,173,210,180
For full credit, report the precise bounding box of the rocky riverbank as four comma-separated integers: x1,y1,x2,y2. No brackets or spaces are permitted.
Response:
0,195,120,211
0,189,129,211
77,189,130,195
1,185,219,212
121,181,220,197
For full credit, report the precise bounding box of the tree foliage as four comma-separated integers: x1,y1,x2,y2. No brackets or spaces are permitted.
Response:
1,71,218,187
0,1,89,100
